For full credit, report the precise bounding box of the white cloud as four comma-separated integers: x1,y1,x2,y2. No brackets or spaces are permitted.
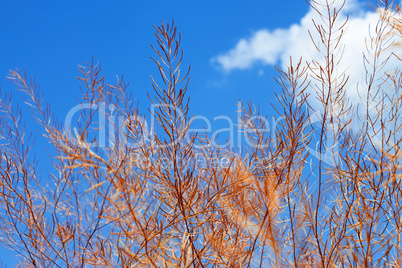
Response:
212,0,402,100
212,29,288,71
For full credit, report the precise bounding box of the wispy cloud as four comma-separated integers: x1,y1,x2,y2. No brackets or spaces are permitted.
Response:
211,29,289,71
212,0,402,100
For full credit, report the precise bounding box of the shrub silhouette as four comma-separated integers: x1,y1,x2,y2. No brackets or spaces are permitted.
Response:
0,0,401,267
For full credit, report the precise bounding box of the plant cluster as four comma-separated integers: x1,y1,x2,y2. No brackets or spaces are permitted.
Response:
0,0,401,267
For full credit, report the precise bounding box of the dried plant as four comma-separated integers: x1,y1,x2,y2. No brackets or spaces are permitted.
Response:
0,0,401,267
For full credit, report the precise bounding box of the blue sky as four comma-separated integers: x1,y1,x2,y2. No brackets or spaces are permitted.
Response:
0,1,313,126
0,0,397,265
0,0,386,151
